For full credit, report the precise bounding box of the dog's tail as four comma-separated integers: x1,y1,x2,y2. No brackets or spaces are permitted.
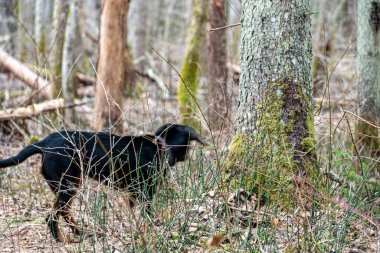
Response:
0,145,42,168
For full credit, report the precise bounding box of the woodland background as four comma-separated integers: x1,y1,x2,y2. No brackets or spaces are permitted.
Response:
0,0,379,252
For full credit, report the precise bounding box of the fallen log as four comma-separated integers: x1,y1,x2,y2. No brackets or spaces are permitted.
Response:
0,98,85,121
0,48,51,98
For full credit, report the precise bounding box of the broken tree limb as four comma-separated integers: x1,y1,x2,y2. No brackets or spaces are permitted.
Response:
143,68,170,99
0,48,52,98
0,98,85,121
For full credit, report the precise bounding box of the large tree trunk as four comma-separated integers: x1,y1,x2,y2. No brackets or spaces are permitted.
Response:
177,0,208,130
227,0,319,205
50,0,69,98
93,0,128,133
206,0,229,129
128,0,148,71
356,0,380,156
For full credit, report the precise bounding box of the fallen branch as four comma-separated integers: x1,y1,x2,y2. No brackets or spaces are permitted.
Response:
142,68,170,98
0,48,51,98
0,98,85,121
208,22,241,31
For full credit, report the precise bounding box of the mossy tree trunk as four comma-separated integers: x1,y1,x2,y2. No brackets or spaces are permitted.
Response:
178,0,208,130
356,0,380,157
227,0,319,205
50,0,69,98
206,0,229,129
93,0,128,133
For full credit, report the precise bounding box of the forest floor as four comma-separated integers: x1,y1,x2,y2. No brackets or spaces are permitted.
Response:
0,52,379,252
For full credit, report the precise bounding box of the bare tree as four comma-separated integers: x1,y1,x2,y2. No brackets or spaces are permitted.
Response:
62,0,81,121
50,0,69,98
34,0,47,59
128,0,148,71
16,0,35,62
206,0,229,129
93,0,129,133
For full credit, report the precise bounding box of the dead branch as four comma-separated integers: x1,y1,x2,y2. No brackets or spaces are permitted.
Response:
0,48,51,98
0,98,85,121
142,68,170,98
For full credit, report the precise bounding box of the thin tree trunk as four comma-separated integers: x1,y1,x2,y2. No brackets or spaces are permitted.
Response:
16,0,35,62
128,0,148,71
206,0,229,129
177,0,208,130
93,0,128,133
50,0,69,98
356,0,380,156
227,0,319,206
34,0,46,59
62,0,81,121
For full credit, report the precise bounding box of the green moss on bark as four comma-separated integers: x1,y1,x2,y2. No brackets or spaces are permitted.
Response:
177,0,207,131
178,52,200,129
227,78,322,209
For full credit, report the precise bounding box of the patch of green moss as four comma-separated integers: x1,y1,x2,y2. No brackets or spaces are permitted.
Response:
301,137,316,152
178,51,200,130
226,78,322,209
226,133,253,170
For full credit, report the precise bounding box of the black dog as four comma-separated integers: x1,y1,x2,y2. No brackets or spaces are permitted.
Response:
0,124,204,242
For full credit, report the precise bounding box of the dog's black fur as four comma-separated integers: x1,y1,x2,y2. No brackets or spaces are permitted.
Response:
0,124,204,242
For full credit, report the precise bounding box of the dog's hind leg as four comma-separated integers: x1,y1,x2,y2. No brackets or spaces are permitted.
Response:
46,196,73,243
61,199,81,235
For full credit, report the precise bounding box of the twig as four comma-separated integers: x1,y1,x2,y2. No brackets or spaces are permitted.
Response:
208,23,241,31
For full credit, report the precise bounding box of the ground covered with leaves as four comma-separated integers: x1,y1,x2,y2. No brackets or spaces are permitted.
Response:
0,52,379,252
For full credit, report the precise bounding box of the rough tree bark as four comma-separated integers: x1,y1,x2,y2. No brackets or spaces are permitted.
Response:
50,0,69,98
227,0,319,205
206,0,229,128
93,0,128,133
356,0,380,156
177,0,208,130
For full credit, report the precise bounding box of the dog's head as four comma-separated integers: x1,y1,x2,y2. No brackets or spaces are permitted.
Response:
155,124,205,166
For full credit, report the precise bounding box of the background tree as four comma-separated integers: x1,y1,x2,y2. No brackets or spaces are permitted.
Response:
50,0,69,98
34,0,48,61
177,0,208,130
227,0,319,204
128,0,148,71
16,0,35,63
206,0,229,129
93,0,128,133
62,0,81,121
356,0,380,157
